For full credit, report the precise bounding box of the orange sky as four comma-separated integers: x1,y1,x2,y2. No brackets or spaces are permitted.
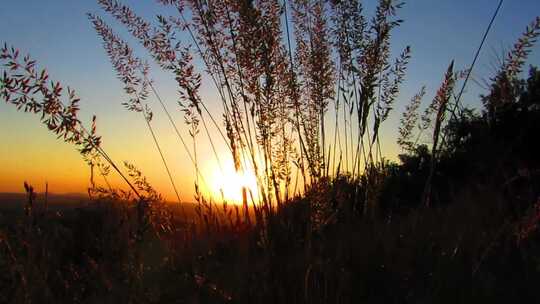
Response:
0,98,401,203
2,0,539,203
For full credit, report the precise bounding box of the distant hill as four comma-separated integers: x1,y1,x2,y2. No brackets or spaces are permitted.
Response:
0,192,204,219
0,192,90,210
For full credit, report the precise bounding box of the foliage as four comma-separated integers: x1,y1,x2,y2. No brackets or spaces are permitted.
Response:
1,2,540,303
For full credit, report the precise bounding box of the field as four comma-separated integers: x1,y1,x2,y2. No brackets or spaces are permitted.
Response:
1,0,540,303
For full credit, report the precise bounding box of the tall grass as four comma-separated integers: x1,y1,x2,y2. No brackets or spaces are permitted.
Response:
82,0,416,220
2,1,540,303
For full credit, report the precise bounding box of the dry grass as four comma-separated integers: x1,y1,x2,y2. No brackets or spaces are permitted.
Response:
1,1,540,303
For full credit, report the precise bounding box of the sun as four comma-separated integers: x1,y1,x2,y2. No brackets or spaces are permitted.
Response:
205,161,259,204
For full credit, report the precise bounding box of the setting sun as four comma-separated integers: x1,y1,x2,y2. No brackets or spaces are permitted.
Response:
205,160,259,204
2,0,540,302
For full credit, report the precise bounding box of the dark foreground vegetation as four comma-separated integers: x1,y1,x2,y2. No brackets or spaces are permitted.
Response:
1,0,540,303
1,67,539,303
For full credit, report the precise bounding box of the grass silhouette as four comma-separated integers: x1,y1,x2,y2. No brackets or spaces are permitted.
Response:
1,1,540,303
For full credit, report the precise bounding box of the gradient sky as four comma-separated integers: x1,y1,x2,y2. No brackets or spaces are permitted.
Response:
1,0,539,201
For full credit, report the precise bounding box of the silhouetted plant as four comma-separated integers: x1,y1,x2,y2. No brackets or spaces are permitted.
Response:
0,44,144,199
483,16,540,125
397,86,426,153
3,3,540,303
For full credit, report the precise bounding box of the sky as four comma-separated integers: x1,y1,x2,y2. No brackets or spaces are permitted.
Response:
1,0,539,202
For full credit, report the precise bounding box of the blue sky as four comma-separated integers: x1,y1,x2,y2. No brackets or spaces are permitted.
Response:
2,1,538,112
0,0,539,198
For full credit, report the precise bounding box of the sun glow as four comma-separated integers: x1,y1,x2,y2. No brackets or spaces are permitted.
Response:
205,161,259,205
